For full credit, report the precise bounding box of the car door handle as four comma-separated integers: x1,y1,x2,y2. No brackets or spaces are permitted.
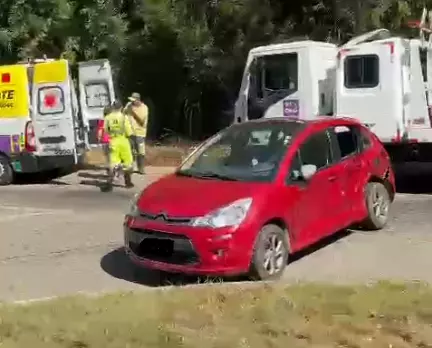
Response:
328,176,337,181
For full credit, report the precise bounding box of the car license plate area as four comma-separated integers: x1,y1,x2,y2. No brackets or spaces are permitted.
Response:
127,228,200,265
139,238,174,258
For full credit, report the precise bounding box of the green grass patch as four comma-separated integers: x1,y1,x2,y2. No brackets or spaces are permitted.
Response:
1,281,432,347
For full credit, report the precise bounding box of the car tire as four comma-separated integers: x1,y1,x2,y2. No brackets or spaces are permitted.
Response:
360,182,391,230
0,155,13,186
249,224,289,281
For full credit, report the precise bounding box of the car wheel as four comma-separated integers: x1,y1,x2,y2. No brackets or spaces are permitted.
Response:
361,182,391,230
0,155,13,186
249,224,289,281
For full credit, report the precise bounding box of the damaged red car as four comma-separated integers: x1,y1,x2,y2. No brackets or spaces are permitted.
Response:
124,117,395,280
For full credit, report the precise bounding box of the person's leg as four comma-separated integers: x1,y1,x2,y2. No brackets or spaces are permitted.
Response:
103,143,110,174
105,139,121,191
135,136,146,174
129,135,138,172
119,137,135,188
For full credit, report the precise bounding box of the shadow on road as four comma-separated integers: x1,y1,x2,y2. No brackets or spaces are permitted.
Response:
100,247,234,287
394,162,432,194
13,168,73,186
78,172,109,180
101,229,353,287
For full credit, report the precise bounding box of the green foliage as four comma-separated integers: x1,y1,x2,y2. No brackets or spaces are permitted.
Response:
0,0,430,139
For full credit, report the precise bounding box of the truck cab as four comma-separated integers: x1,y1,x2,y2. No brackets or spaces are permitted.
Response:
234,41,337,123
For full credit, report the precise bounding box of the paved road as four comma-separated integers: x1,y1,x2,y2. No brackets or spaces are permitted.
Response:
1,164,432,302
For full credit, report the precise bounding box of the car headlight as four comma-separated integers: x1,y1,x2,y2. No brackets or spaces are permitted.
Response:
191,197,253,228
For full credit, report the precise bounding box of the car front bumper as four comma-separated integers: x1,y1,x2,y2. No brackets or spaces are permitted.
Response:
123,215,252,276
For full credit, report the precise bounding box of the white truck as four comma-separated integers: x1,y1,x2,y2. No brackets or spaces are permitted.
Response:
234,13,432,163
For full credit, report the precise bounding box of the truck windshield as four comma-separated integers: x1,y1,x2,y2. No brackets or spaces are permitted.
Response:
177,121,301,182
256,53,298,98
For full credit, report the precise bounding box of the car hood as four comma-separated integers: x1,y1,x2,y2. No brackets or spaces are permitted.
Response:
137,173,266,217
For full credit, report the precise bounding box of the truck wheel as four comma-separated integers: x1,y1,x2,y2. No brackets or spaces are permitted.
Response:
361,182,391,230
0,155,13,185
249,224,289,281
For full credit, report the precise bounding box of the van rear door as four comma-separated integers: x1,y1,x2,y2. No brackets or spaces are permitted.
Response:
32,59,77,161
78,59,115,146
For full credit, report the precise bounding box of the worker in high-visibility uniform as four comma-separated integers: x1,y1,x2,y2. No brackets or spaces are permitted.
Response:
124,92,149,174
103,100,134,191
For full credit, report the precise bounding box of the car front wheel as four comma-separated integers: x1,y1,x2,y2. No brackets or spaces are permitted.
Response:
361,182,391,230
249,224,289,281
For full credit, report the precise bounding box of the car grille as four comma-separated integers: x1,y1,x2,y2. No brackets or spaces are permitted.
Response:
139,211,192,225
128,228,199,265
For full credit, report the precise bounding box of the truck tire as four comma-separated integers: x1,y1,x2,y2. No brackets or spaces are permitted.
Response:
0,155,13,185
360,182,391,230
249,224,289,281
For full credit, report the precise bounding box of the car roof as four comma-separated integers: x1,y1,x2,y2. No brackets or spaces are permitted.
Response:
239,116,363,128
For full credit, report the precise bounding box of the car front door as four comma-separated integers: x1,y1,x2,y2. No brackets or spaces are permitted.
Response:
286,129,346,249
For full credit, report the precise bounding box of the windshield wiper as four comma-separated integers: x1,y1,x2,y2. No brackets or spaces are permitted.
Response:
176,170,238,181
195,172,239,181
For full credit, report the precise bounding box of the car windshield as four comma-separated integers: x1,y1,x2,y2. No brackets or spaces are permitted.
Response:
177,121,301,182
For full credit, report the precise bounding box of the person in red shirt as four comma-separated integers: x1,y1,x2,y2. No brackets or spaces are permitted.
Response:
97,106,111,171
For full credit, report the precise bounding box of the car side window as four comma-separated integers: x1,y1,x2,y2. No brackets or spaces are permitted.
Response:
358,127,372,152
332,125,359,159
287,131,331,182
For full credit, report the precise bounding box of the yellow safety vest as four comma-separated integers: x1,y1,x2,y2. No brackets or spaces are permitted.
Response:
104,111,132,138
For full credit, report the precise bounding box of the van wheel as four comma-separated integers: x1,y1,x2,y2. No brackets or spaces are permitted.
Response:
360,182,391,230
0,155,13,185
249,224,289,281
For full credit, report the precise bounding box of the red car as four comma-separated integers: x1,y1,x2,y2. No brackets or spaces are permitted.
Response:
124,117,395,280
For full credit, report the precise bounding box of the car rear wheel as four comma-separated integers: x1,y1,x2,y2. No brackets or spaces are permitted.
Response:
0,155,13,186
361,182,391,230
249,224,289,281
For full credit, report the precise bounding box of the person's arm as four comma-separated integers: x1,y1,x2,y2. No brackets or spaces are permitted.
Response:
130,104,147,127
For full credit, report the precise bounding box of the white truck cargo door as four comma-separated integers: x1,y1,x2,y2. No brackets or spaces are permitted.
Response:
336,41,401,142
78,59,115,146
32,59,77,161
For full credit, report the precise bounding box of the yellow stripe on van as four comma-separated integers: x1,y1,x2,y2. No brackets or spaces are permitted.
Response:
0,65,29,118
33,60,68,83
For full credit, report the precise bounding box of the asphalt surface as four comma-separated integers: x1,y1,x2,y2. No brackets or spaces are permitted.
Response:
1,164,432,302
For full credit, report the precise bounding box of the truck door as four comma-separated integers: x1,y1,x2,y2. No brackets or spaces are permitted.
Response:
78,59,115,146
31,59,77,161
246,52,300,120
336,42,399,142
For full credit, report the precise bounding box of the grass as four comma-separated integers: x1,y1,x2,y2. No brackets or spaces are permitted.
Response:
1,281,432,347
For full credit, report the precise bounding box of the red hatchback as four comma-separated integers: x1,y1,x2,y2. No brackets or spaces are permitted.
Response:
124,117,395,280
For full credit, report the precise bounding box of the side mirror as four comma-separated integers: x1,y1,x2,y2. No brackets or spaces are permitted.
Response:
300,164,317,180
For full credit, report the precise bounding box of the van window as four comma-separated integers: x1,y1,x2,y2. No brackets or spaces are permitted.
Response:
256,53,298,98
84,82,110,108
38,86,65,115
344,55,379,88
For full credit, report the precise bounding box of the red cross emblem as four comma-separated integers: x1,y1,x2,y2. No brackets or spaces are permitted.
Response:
44,94,57,108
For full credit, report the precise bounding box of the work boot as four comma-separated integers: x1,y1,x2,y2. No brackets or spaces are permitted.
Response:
137,155,145,175
124,171,134,188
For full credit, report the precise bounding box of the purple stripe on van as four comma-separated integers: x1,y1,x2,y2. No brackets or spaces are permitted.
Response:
0,135,11,153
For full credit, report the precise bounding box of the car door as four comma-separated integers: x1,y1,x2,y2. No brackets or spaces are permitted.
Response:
328,124,371,221
286,129,346,249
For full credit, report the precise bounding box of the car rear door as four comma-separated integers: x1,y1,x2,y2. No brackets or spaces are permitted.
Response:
286,129,346,248
32,59,77,161
328,124,372,219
